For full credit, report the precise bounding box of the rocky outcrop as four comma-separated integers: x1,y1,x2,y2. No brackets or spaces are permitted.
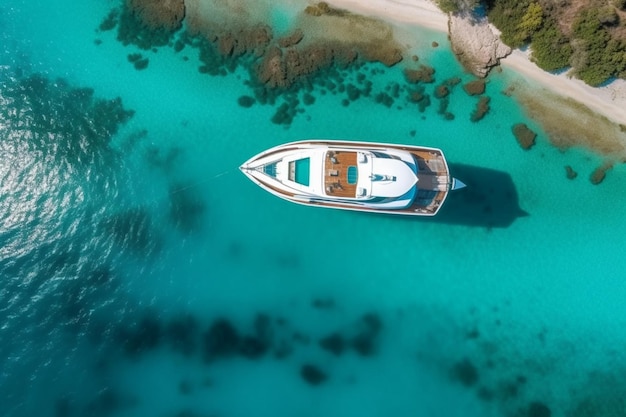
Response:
127,0,185,31
256,43,350,89
448,10,511,77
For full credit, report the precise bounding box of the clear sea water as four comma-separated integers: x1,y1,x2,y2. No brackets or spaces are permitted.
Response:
2,1,626,417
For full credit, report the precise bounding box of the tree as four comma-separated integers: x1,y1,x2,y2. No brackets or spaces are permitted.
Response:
531,18,572,71
519,2,544,38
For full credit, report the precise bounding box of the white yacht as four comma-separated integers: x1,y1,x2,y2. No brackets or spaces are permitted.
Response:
239,140,465,216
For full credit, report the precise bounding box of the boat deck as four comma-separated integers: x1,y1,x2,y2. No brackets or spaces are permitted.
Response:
409,149,449,214
324,151,357,197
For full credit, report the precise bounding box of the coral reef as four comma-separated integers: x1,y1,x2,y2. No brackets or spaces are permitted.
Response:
127,0,185,32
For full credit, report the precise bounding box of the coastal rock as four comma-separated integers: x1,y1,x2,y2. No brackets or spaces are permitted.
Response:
448,10,511,77
127,0,185,31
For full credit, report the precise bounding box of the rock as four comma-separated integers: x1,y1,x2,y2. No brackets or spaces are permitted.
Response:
435,84,450,99
278,29,304,48
404,65,435,83
512,123,537,150
463,79,486,95
305,2,332,16
565,165,578,179
590,165,612,185
448,10,511,77
432,41,439,48
128,0,185,32
471,96,490,122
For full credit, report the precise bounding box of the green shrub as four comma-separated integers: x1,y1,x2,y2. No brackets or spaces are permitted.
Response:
572,8,626,85
487,0,533,47
435,0,460,13
530,18,573,71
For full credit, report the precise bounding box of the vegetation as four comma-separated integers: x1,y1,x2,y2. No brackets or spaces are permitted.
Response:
530,17,573,71
484,0,626,86
435,0,479,13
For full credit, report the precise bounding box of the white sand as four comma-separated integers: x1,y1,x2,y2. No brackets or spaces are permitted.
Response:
327,0,626,126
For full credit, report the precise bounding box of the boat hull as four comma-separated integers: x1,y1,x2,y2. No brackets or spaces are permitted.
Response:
240,140,461,216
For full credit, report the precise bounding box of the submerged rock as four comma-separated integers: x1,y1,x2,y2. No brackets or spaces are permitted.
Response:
300,364,328,385
452,358,479,387
471,96,491,122
528,401,551,417
590,164,612,185
127,0,185,32
463,79,486,96
203,319,240,360
512,123,537,150
565,165,578,179
404,65,435,83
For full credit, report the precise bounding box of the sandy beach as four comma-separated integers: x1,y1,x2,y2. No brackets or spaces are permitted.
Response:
328,0,626,131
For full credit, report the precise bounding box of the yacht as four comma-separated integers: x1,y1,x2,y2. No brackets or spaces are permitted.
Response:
239,140,465,216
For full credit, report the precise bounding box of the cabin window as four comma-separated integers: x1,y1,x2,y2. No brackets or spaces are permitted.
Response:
288,158,310,186
264,163,277,177
347,165,358,184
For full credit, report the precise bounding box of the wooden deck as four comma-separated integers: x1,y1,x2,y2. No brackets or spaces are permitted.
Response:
324,151,357,197
409,149,449,214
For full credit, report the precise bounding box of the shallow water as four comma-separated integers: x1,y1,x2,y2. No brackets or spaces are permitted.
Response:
1,1,626,417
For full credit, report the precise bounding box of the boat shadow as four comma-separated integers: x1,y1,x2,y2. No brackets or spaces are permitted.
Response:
430,163,528,228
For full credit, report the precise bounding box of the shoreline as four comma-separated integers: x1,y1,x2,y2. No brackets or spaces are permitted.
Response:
328,0,626,127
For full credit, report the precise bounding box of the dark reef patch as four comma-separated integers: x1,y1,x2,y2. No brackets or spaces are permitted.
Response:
319,332,346,356
528,401,551,417
97,1,437,127
144,145,183,173
471,96,491,122
168,184,206,233
203,318,241,361
317,312,383,357
113,0,185,50
118,315,162,357
128,53,149,70
237,95,256,108
300,364,328,386
166,314,198,356
0,73,133,168
351,313,383,356
452,358,479,387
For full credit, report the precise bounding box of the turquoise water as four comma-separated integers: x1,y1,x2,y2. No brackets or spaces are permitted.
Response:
2,1,626,417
